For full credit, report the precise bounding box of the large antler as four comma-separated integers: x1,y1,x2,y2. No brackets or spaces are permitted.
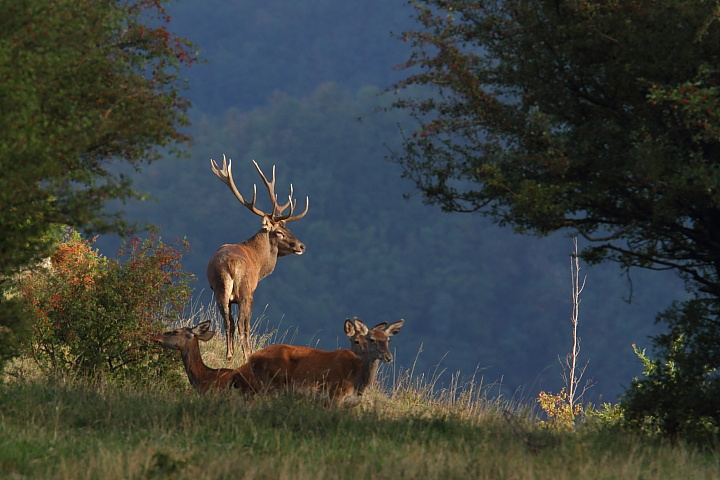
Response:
210,154,309,222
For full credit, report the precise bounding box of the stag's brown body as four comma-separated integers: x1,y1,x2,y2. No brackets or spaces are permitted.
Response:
154,321,258,394
207,155,308,363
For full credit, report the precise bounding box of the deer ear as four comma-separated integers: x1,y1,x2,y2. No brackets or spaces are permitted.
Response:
385,319,405,337
344,319,355,337
260,216,272,232
353,317,369,335
193,320,212,335
198,330,216,342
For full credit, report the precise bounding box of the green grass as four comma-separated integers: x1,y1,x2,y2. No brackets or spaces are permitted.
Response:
2,324,719,480
10,242,718,479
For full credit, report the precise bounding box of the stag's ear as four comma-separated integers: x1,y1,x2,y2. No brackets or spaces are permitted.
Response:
344,319,355,337
385,319,405,337
260,216,272,232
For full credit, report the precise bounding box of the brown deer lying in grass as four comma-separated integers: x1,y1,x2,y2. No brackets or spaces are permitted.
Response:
153,320,257,394
207,154,309,363
249,318,404,406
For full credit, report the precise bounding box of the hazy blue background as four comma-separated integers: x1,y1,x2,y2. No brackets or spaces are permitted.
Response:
95,0,686,403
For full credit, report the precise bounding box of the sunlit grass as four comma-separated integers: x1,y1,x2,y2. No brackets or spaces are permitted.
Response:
2,305,719,479
2,371,718,480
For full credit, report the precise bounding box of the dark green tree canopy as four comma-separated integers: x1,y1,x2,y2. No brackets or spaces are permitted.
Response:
390,0,720,438
0,0,197,369
0,0,197,270
391,1,720,296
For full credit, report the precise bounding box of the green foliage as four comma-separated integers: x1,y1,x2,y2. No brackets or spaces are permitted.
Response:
390,0,720,440
537,388,582,432
0,298,31,377
622,299,720,442
17,229,194,380
392,0,720,286
584,402,625,432
0,0,198,372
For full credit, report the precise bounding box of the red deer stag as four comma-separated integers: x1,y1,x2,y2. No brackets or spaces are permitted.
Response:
249,318,404,406
153,320,258,394
207,154,308,363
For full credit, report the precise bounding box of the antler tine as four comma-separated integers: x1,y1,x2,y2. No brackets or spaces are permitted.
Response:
252,160,309,221
276,194,309,222
273,184,295,216
252,160,282,215
210,155,266,217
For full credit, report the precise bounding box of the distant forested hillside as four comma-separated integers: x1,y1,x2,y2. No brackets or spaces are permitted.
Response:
167,0,413,114
94,0,686,402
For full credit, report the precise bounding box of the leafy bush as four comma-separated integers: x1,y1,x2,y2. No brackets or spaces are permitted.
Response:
537,388,582,432
622,299,720,442
18,228,194,381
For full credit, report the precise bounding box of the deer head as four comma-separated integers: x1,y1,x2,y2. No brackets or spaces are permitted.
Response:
210,154,308,256
154,320,216,350
344,317,404,362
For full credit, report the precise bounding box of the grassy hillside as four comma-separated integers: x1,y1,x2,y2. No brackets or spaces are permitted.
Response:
2,334,718,480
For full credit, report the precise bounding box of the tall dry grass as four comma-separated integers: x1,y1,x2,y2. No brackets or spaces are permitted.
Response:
2,303,719,479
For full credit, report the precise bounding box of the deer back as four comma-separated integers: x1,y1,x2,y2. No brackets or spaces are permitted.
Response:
207,234,274,295
232,363,260,394
249,344,362,398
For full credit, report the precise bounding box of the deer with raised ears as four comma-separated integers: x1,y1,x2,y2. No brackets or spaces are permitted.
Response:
207,154,309,363
249,318,404,407
153,320,258,394
344,318,404,396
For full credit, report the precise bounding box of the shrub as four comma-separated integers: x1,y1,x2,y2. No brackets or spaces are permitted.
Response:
18,228,194,382
537,388,582,432
622,298,720,443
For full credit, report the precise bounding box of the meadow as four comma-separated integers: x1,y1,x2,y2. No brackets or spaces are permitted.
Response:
1,328,719,480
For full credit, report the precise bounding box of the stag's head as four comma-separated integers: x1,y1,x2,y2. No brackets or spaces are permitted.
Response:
260,216,306,257
211,154,309,256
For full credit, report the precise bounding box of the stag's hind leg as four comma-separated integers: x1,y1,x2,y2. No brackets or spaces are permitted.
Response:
236,296,254,363
214,296,236,362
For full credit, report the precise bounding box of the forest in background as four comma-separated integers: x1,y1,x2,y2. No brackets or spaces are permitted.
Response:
93,0,686,403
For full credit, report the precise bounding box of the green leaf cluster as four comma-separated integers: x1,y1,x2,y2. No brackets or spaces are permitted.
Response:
393,1,720,280
391,0,720,438
623,298,720,442
0,0,197,371
16,228,193,381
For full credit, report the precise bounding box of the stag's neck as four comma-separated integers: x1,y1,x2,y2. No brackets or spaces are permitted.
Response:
243,230,279,279
179,340,222,394
353,355,381,396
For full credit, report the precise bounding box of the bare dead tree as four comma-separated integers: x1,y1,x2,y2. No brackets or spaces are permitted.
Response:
561,238,592,409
